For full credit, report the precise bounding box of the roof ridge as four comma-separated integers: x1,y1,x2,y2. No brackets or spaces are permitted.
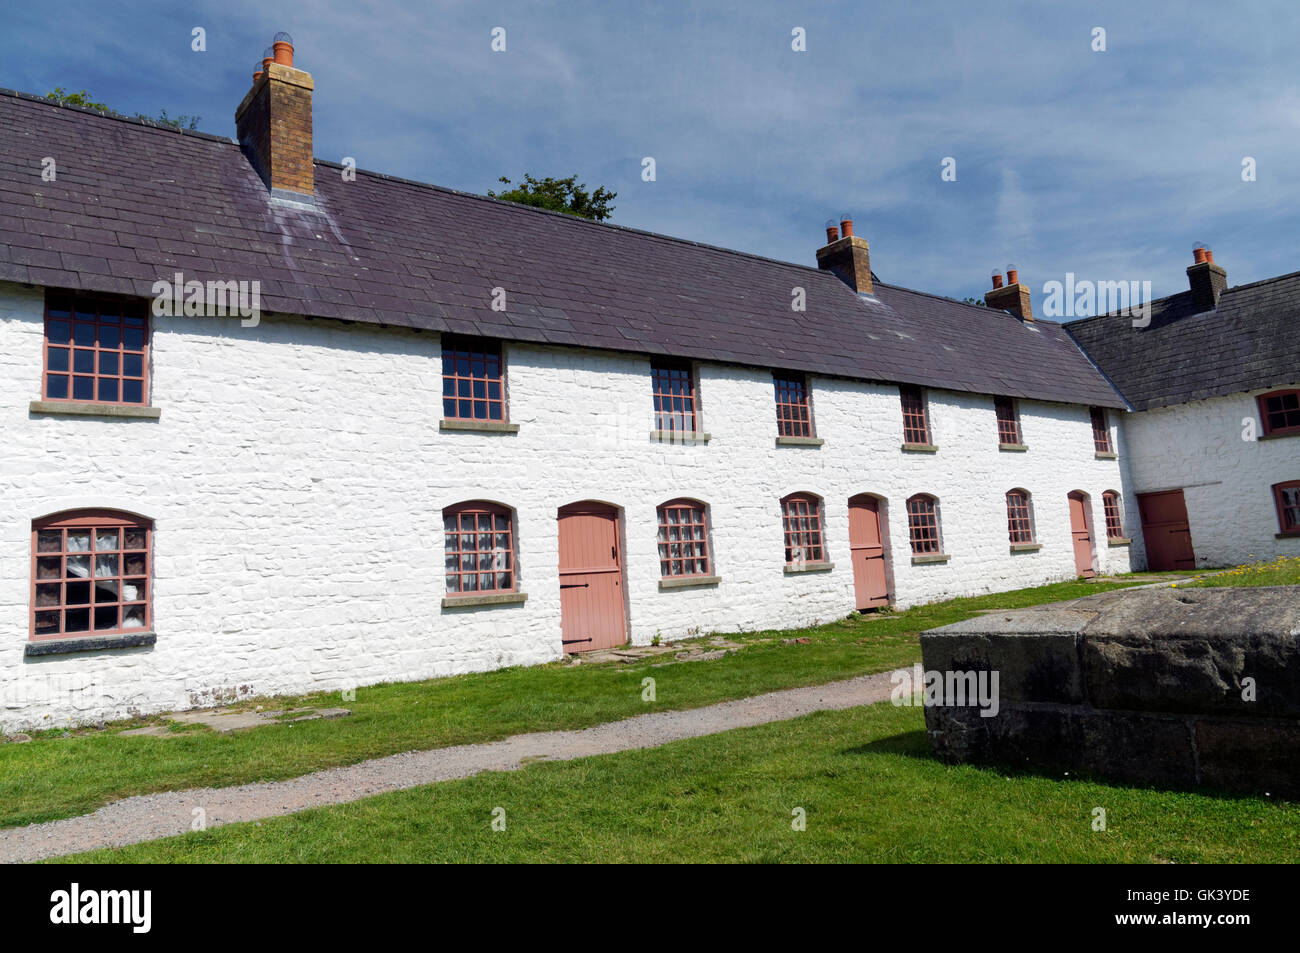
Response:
1071,267,1300,324
874,280,1066,327
0,87,235,144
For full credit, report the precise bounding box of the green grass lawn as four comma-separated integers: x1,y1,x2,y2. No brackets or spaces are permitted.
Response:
1184,554,1300,588
59,703,1296,864
0,577,1148,831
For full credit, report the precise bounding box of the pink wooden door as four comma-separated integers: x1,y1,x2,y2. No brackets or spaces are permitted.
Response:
558,503,627,653
848,495,889,609
1137,490,1196,571
1067,492,1096,578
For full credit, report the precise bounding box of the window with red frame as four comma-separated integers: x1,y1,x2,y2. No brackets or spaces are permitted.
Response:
443,502,515,594
994,396,1021,444
1258,390,1300,437
657,499,711,576
32,510,151,640
1006,490,1034,544
901,385,930,445
774,373,813,437
781,494,824,564
1274,481,1300,534
1090,407,1113,453
907,494,941,554
442,338,505,421
652,361,698,433
1102,491,1125,538
43,295,148,404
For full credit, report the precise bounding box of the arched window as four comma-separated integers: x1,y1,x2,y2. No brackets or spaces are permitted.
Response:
906,494,942,555
1006,489,1034,544
443,501,516,594
781,493,825,565
656,499,711,577
1102,491,1125,539
32,509,152,640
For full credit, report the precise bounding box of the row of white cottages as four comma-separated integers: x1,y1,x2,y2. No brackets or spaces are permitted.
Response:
0,44,1294,728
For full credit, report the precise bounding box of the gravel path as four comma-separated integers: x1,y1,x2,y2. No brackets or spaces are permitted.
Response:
0,670,904,862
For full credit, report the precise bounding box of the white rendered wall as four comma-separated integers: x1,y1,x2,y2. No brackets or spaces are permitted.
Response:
0,281,1133,729
1121,390,1300,569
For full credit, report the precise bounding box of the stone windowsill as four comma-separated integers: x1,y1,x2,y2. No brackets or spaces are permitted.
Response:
901,442,938,453
1108,537,1133,546
29,400,161,420
440,419,520,434
999,442,1029,452
659,575,722,590
441,591,529,609
912,553,951,565
1258,430,1300,441
775,436,824,447
25,631,157,657
1009,542,1043,553
651,430,711,444
1275,531,1300,539
1095,451,1118,460
784,561,834,574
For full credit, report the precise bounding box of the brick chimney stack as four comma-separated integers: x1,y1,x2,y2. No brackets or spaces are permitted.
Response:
816,214,872,294
984,264,1033,321
1186,244,1227,311
236,32,314,203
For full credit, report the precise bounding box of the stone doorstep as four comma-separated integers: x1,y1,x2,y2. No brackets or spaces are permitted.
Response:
570,636,745,666
120,706,351,737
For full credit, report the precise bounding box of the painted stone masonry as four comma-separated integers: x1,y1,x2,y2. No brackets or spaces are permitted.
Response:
0,281,1133,730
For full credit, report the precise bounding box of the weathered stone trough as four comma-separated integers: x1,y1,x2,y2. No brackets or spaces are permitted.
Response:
919,586,1300,797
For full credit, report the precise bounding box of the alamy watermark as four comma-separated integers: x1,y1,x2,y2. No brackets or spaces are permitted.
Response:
151,271,261,327
1040,273,1152,327
890,663,1000,718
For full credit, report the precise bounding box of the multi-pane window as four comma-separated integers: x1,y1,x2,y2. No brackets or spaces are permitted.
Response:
32,510,151,640
1090,407,1113,453
652,361,698,433
657,499,711,577
1274,481,1300,533
1102,491,1125,539
774,373,813,437
906,494,941,554
1006,490,1034,544
901,385,930,444
995,396,1021,444
781,494,824,564
1258,390,1300,437
43,295,148,404
443,502,515,594
442,337,505,421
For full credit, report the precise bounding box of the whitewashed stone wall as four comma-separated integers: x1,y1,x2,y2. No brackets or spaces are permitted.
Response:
0,281,1132,729
1121,389,1300,568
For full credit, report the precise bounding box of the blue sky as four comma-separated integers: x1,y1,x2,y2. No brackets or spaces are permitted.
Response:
3,0,1297,306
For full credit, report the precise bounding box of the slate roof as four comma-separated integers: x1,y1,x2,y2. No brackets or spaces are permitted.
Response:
1065,274,1300,412
0,88,1124,408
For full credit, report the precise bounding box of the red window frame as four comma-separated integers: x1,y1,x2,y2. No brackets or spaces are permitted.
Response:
1102,491,1124,538
1006,490,1033,544
901,385,930,445
1258,390,1300,437
31,510,152,641
443,502,516,594
43,294,149,405
657,499,711,577
774,373,813,437
652,360,698,433
442,337,505,421
994,396,1021,444
781,494,824,564
1274,481,1300,534
907,494,941,554
1090,407,1113,453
